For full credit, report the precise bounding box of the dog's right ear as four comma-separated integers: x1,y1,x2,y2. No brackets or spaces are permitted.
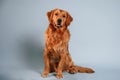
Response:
47,10,53,23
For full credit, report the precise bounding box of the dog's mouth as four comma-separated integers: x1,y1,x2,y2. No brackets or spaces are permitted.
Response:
55,19,62,28
55,23,62,28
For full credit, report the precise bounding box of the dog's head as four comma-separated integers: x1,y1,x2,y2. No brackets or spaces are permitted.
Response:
47,8,73,29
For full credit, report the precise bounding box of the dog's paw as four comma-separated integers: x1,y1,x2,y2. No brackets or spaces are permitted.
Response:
41,72,48,78
56,73,63,79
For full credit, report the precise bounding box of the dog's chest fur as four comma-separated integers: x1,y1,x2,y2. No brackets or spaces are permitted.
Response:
46,27,70,52
47,30,64,50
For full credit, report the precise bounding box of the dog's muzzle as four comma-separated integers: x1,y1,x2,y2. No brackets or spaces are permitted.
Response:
57,19,62,28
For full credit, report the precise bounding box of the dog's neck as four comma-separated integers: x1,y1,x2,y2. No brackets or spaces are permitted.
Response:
49,23,56,31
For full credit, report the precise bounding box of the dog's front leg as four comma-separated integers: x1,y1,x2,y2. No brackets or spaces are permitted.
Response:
56,53,65,79
42,48,50,78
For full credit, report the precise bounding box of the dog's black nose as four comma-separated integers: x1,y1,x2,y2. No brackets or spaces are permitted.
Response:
57,19,62,24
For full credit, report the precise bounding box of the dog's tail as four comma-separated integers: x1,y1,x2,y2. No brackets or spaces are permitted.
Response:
67,65,95,74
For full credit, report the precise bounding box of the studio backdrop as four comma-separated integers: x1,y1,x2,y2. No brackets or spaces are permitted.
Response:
0,0,120,80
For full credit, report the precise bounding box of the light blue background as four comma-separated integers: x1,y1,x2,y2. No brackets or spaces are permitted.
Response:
0,0,120,80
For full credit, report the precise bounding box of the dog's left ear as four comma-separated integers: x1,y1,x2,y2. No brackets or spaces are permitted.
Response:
65,12,73,27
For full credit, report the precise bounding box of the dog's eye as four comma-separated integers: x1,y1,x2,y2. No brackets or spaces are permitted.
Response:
55,13,58,16
63,15,66,18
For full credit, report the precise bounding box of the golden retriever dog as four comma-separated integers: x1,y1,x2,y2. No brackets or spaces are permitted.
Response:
42,8,94,79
